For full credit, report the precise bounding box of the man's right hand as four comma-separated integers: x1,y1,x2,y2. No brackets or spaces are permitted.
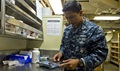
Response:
53,52,63,62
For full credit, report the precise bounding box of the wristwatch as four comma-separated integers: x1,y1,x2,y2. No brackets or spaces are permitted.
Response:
79,59,84,66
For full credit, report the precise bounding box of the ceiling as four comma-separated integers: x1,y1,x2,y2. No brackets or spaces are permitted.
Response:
75,0,120,15
31,0,120,21
36,0,120,15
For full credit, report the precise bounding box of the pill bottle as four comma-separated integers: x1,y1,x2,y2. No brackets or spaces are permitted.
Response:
32,48,40,63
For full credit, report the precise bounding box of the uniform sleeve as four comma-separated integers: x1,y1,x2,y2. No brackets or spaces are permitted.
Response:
59,30,66,54
82,27,108,71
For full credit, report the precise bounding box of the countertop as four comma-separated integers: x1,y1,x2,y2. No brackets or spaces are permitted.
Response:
0,63,64,71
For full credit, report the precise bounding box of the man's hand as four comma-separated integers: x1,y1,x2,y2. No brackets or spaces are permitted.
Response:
53,52,63,62
59,59,80,70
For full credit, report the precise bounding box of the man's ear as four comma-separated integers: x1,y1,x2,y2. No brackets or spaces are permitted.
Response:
79,10,83,16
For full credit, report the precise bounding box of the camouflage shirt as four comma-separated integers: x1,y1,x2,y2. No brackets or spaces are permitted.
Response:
60,17,108,71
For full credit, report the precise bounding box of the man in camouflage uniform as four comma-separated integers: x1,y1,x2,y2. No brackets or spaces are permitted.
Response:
53,1,108,71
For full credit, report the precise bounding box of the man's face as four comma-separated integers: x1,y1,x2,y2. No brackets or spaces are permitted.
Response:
64,11,82,26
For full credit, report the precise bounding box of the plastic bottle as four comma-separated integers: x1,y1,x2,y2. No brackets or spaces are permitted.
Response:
32,48,40,63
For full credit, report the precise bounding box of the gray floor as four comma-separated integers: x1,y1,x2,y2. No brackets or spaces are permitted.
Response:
104,62,119,71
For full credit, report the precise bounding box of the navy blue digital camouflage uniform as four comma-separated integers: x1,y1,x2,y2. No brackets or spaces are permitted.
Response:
60,17,108,71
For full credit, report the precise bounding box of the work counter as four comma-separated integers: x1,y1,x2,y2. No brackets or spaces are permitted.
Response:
0,63,63,71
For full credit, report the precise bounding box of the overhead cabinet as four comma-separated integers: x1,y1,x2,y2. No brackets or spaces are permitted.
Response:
0,0,43,40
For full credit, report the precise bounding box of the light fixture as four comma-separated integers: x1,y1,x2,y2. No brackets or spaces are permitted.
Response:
106,31,112,33
113,30,115,32
93,16,120,20
48,0,63,14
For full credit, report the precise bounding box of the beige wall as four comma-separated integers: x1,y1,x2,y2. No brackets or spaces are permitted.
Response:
27,16,64,50
0,37,27,50
39,16,63,50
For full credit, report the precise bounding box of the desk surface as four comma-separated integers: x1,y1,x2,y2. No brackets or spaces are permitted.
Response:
0,63,63,71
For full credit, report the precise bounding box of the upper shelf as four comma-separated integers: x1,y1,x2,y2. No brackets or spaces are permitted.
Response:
5,15,42,34
16,0,36,15
0,0,43,40
24,0,36,11
111,41,119,43
15,0,42,24
0,12,43,40
5,1,42,29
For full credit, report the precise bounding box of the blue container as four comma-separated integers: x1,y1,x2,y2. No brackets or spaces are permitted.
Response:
8,54,31,64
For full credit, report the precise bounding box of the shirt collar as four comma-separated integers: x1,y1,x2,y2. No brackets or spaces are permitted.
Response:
69,17,88,31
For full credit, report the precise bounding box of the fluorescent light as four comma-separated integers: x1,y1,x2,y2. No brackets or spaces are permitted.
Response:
48,0,63,14
93,16,120,20
106,31,112,33
113,30,115,32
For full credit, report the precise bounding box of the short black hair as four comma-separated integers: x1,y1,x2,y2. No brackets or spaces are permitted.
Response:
62,1,82,13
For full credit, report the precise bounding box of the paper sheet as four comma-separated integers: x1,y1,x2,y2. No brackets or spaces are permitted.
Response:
46,18,61,36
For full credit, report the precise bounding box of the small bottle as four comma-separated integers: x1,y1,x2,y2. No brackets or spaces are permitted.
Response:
32,48,40,63
40,56,49,61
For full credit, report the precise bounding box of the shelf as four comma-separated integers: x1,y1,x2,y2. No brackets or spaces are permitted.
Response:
24,0,36,11
111,60,119,65
110,33,120,66
0,13,43,40
26,36,43,40
5,1,42,28
111,46,119,48
0,0,43,40
6,16,42,34
16,0,36,15
111,55,119,59
15,0,41,23
111,41,119,43
15,0,42,26
3,31,43,40
111,51,119,54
